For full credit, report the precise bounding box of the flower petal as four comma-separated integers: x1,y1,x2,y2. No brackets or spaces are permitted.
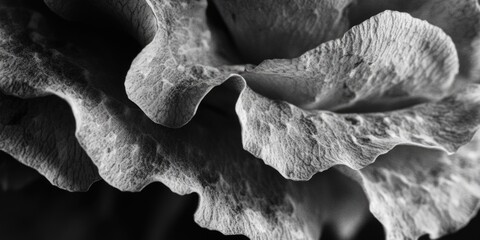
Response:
242,11,458,111
235,12,479,180
0,9,99,191
212,0,354,63
236,78,480,180
351,0,480,81
339,131,480,240
411,0,480,81
46,0,241,128
0,7,368,240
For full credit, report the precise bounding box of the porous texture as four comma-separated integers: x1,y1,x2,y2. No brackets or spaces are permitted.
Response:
351,0,480,82
237,82,480,180
242,11,458,110
236,12,480,180
2,1,480,240
339,131,480,240
0,6,368,240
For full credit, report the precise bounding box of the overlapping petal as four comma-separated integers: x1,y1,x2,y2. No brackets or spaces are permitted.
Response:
46,0,237,128
2,1,480,240
0,7,368,240
339,131,480,240
236,12,480,180
211,0,353,63
351,0,480,82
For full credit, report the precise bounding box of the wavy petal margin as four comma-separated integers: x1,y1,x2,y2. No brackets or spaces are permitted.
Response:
45,0,235,128
339,131,480,240
235,12,480,180
236,82,480,180
351,0,480,82
412,0,480,82
0,7,369,240
3,2,480,240
242,11,458,111
0,9,99,191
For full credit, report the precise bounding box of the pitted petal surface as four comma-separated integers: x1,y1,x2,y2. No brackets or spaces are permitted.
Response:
340,131,480,240
411,0,480,82
236,80,480,180
242,11,458,111
234,12,480,180
3,2,480,240
352,0,480,82
0,7,369,240
0,9,99,191
46,0,239,128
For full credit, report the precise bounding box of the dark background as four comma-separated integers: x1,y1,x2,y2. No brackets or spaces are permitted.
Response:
1,1,480,240
1,153,480,240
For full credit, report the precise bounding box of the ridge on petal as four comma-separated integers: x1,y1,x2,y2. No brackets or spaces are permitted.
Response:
351,0,480,82
234,12,479,180
242,11,458,111
0,7,369,240
338,130,480,240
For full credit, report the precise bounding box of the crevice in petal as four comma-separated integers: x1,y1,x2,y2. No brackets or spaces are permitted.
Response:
0,93,99,191
211,0,354,64
242,11,458,113
341,130,480,240
349,0,480,82
0,6,370,240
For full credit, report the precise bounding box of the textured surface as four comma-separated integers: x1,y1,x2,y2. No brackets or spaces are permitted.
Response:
123,0,240,128
351,0,480,82
236,12,480,180
44,0,157,45
46,0,237,128
0,93,99,191
236,83,480,180
0,7,369,240
2,1,480,240
339,131,480,240
242,11,458,111
212,0,353,63
0,9,100,191
411,0,480,82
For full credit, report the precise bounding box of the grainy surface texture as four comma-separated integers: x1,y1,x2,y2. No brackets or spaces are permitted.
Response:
351,0,480,82
0,5,368,240
211,0,353,63
338,130,480,240
236,12,480,180
2,1,480,240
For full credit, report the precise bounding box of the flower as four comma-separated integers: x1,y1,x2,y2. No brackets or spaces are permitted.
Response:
1,0,480,239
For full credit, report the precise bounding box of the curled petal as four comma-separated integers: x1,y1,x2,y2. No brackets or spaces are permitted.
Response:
235,12,478,180
0,9,99,191
339,131,480,240
0,93,99,191
242,11,458,111
411,0,480,82
0,7,368,240
46,0,239,128
352,0,480,82
236,79,480,180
